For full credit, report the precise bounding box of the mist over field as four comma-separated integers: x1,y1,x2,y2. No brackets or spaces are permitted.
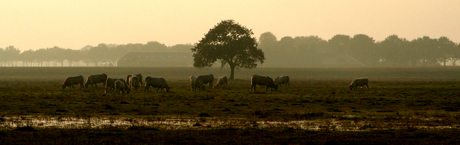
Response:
2,67,460,82
0,33,459,68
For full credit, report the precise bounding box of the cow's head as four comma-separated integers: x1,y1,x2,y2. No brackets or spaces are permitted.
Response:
166,86,170,92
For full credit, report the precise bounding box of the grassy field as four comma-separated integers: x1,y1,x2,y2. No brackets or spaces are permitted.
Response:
0,67,460,144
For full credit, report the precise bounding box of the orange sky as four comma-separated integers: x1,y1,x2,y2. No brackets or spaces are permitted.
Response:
1,0,459,51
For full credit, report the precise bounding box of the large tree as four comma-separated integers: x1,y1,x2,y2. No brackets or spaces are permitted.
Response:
348,34,378,66
258,32,278,52
328,34,350,54
437,36,456,66
378,35,410,66
191,20,265,79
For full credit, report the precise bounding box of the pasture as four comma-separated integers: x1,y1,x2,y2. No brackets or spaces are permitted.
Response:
1,67,460,144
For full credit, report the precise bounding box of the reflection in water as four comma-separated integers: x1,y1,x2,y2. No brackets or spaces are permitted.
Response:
0,116,456,131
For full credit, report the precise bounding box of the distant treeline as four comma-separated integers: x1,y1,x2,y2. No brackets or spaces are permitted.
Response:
259,32,460,67
1,33,459,67
0,42,193,67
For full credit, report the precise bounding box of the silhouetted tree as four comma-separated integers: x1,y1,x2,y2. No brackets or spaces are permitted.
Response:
169,44,194,52
348,34,378,66
87,43,110,66
411,36,439,66
437,36,456,66
18,50,35,66
0,46,20,66
258,32,278,52
291,36,327,66
328,34,350,54
142,41,168,52
192,20,265,79
452,43,460,66
258,32,279,67
378,35,410,66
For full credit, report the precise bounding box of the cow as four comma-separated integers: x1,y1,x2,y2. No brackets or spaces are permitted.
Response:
105,78,120,93
190,75,205,91
62,75,85,89
144,76,170,92
114,79,131,94
275,75,290,87
349,78,369,91
85,73,107,88
196,74,214,89
132,73,143,85
250,75,278,91
126,74,141,90
214,75,228,88
190,75,196,91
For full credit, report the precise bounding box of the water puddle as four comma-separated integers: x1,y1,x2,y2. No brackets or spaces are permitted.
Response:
0,116,457,131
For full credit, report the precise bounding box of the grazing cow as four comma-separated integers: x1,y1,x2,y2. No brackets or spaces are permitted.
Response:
190,75,196,91
250,75,278,91
85,73,107,88
214,75,228,88
275,76,290,87
62,75,84,89
114,79,131,94
349,78,369,91
144,76,170,92
105,78,119,93
126,74,141,90
190,75,205,91
132,73,143,85
196,74,214,88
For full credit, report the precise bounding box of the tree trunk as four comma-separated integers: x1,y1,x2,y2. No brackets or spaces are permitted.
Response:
230,64,236,80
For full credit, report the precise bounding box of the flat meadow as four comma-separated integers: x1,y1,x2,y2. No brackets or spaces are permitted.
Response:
0,67,460,144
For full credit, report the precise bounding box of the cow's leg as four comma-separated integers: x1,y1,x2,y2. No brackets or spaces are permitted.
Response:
144,85,149,92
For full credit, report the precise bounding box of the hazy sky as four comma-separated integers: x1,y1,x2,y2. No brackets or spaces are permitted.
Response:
1,0,459,51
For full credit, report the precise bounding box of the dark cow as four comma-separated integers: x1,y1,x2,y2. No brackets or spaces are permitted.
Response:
214,75,228,88
114,79,131,94
196,74,214,89
62,75,84,89
250,75,278,91
126,74,141,90
349,78,369,91
275,75,290,87
132,73,143,85
85,73,107,88
144,76,170,92
190,75,196,91
190,75,204,91
105,78,120,93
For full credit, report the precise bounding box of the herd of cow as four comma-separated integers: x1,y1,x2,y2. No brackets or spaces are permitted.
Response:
62,73,170,94
62,73,369,94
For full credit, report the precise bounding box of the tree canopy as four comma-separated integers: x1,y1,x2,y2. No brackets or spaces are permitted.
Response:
191,20,265,79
